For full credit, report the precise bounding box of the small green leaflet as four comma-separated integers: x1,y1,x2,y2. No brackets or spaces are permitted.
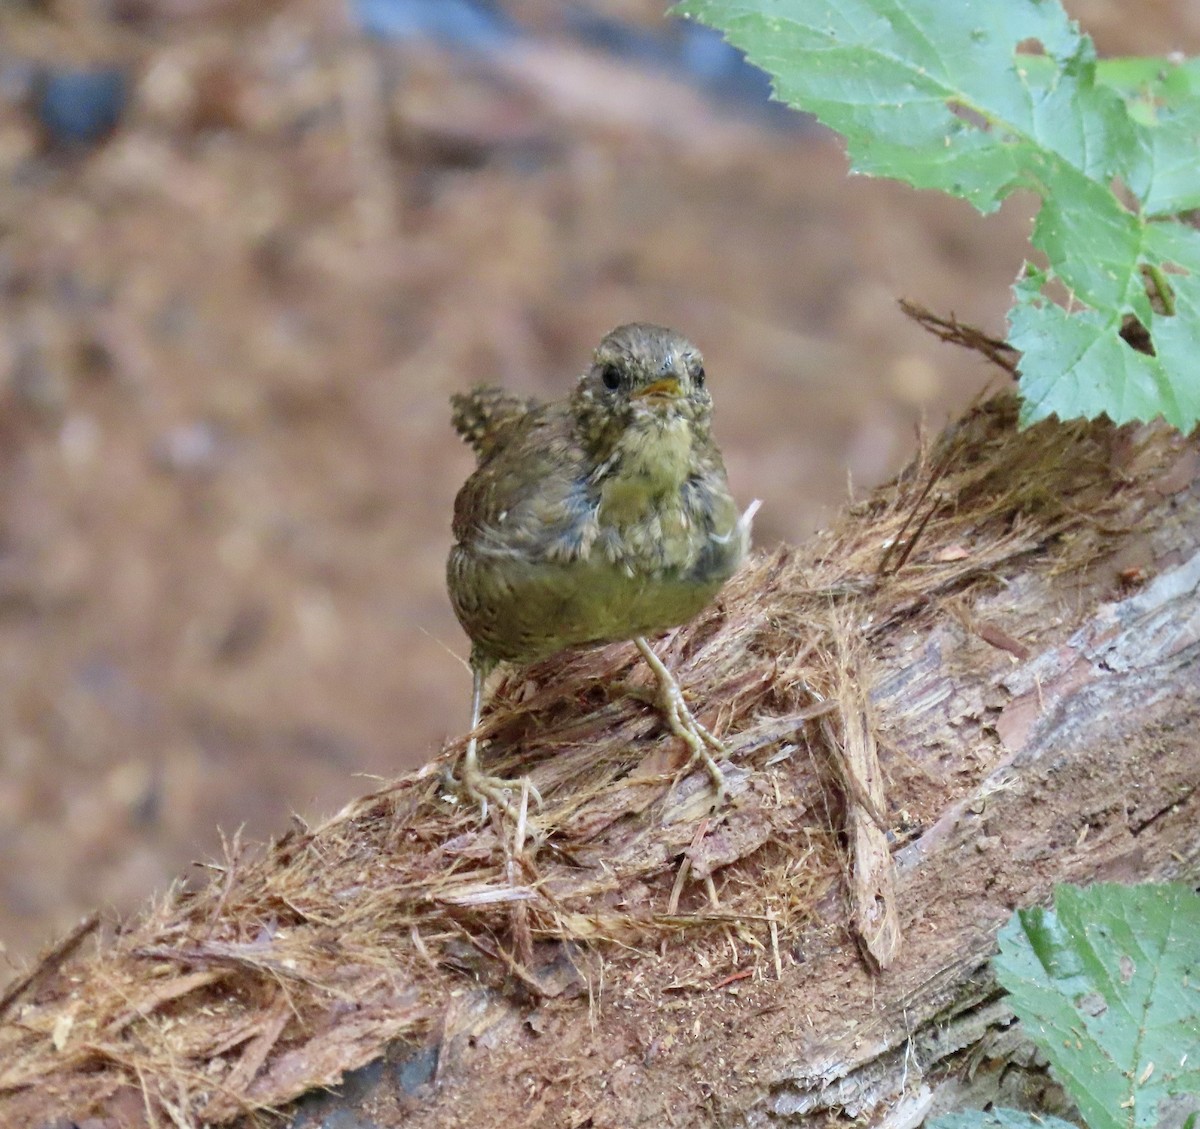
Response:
673,0,1200,430
996,884,1200,1129
932,1110,1081,1129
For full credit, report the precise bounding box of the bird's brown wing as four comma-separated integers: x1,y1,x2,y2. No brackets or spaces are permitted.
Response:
450,402,599,562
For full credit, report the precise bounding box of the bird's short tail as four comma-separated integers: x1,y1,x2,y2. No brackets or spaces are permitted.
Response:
450,386,540,460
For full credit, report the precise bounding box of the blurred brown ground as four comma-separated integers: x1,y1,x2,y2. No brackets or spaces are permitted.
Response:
0,0,1195,975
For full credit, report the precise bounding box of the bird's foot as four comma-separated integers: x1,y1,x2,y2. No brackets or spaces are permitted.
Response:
662,684,729,808
634,637,728,809
455,737,543,826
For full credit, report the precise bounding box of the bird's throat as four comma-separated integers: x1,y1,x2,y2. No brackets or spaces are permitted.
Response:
597,414,693,525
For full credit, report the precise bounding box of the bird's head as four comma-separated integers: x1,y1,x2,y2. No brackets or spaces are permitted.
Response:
571,323,713,461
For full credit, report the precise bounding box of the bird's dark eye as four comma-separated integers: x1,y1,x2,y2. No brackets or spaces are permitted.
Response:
694,366,706,388
601,364,622,390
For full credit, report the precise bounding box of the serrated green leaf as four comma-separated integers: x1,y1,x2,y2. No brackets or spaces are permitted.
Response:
931,1108,1081,1129
1132,95,1200,217
672,0,1200,430
1012,224,1200,430
996,884,1200,1129
672,1,1137,207
1100,57,1200,213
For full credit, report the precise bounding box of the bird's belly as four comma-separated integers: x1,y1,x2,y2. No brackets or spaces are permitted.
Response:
448,548,733,666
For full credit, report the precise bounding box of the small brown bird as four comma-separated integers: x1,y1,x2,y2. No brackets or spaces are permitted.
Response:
447,323,756,820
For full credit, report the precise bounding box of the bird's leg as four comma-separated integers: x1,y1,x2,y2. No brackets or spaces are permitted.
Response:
634,636,727,807
458,661,542,823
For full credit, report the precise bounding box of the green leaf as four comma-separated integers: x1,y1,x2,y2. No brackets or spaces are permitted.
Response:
996,884,1200,1129
1099,57,1200,214
931,1109,1080,1129
672,0,1200,430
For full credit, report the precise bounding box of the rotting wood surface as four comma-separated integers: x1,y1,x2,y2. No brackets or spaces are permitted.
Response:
1,395,1198,1129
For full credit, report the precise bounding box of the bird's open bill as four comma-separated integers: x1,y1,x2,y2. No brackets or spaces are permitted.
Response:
631,376,682,402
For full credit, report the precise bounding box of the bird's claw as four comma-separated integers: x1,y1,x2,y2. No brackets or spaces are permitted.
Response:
634,637,729,810
456,748,543,826
663,693,728,809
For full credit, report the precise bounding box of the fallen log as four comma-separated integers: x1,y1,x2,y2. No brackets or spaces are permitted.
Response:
1,393,1197,1128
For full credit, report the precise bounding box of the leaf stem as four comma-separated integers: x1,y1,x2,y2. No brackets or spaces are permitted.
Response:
1144,263,1175,316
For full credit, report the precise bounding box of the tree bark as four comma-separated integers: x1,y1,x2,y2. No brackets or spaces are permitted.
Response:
2,398,1198,1129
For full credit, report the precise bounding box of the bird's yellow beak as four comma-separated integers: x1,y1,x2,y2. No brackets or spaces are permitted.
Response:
631,376,682,402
